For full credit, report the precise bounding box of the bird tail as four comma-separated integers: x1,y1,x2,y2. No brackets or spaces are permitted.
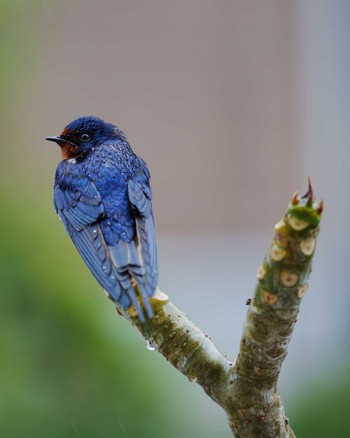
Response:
109,240,154,322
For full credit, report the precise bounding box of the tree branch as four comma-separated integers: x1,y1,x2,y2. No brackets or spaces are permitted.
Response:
119,181,323,437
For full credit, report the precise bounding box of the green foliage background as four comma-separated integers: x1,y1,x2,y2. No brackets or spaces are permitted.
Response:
0,1,349,436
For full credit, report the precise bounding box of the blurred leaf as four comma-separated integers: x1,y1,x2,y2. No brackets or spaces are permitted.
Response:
288,366,350,438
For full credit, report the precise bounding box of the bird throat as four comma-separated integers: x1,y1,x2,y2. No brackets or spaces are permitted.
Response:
61,142,78,160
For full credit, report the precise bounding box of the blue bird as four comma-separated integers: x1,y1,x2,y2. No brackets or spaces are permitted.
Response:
46,116,158,322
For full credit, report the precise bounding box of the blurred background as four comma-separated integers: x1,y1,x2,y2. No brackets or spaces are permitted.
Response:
1,0,349,436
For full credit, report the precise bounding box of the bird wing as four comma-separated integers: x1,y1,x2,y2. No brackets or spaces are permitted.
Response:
54,175,154,322
128,179,158,297
54,178,130,307
54,178,104,230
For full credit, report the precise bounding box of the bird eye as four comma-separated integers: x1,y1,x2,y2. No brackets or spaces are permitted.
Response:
80,133,90,142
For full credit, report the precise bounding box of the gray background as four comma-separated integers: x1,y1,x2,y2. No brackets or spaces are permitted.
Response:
4,0,349,435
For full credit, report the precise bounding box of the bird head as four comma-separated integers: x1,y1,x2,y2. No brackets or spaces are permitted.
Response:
46,116,125,160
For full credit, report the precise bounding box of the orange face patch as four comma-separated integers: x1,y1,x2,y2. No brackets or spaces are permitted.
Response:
60,127,70,137
60,142,78,159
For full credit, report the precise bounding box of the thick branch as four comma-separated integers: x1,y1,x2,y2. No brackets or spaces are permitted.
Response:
134,296,231,406
227,183,322,436
118,182,323,437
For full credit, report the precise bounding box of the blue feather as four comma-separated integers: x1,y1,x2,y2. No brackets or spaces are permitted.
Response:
52,116,158,322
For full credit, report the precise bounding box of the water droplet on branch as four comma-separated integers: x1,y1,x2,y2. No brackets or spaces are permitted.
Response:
146,339,156,351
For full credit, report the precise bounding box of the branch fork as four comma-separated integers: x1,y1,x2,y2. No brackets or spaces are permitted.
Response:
116,181,323,437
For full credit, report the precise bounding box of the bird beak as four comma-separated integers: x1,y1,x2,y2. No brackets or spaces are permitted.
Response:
45,136,67,145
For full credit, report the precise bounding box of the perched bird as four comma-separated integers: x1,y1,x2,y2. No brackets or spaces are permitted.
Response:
46,116,158,322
